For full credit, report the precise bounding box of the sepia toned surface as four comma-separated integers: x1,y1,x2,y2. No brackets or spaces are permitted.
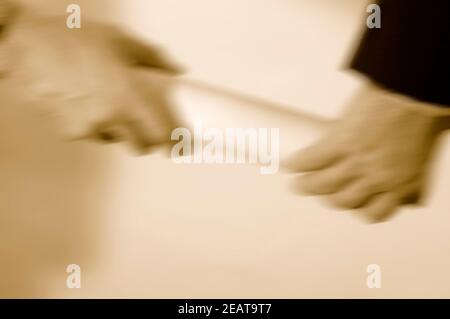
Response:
1,0,450,298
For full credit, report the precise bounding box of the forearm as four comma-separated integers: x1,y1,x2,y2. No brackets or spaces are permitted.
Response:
350,0,450,107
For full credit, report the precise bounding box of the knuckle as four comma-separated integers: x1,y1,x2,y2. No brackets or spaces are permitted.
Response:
328,184,370,209
328,193,358,209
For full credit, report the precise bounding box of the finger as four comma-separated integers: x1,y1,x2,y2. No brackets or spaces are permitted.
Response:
91,117,149,148
327,179,378,209
125,69,181,150
116,30,183,73
362,193,400,223
399,181,424,205
121,117,164,153
285,137,347,172
121,94,174,153
295,159,357,195
97,131,117,143
95,125,126,143
122,108,157,152
134,69,180,132
402,190,422,205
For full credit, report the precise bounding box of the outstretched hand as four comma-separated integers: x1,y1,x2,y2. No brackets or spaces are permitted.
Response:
286,84,449,222
0,13,182,152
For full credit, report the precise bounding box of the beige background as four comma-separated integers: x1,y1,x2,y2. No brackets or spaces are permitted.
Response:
1,0,450,298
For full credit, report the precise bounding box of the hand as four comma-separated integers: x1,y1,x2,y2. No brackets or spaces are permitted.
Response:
286,84,449,223
0,14,182,152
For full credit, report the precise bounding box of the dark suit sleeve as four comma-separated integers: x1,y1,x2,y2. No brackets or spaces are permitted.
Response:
349,0,450,107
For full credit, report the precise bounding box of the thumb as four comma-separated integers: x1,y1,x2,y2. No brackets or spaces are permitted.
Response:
115,30,184,74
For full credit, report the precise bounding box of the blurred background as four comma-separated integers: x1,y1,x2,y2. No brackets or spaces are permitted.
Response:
2,0,450,298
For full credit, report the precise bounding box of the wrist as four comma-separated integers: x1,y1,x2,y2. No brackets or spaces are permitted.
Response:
364,82,450,133
367,82,450,117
